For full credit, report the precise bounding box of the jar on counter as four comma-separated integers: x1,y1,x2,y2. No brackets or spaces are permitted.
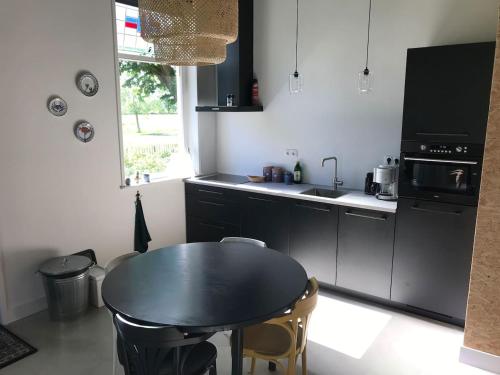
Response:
272,167,284,183
263,166,273,182
284,172,294,185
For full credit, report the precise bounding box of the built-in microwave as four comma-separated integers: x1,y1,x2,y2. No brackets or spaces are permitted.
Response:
399,141,483,206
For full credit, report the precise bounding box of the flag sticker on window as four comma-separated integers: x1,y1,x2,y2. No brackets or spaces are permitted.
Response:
125,16,141,32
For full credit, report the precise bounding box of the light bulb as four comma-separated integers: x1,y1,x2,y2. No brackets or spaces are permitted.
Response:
289,71,303,94
358,68,373,94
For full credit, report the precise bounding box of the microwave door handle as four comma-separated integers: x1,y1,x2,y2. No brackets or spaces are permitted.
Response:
403,157,478,165
416,132,469,137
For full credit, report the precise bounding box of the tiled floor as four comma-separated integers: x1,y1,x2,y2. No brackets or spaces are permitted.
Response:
2,290,493,375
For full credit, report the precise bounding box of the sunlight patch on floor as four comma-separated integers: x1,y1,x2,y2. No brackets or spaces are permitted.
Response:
307,295,392,359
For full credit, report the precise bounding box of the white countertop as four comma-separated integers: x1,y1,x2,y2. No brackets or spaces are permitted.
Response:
185,176,397,213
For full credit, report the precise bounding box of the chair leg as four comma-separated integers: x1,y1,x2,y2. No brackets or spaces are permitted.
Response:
268,361,277,371
112,325,119,375
287,348,297,375
250,357,256,374
301,347,307,375
209,362,217,375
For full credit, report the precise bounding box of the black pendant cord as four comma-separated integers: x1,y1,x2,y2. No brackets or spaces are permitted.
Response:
364,0,372,75
294,0,299,76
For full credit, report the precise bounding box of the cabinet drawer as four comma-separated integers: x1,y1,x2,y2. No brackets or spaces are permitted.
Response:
187,196,241,224
186,183,236,200
186,216,240,243
185,183,241,224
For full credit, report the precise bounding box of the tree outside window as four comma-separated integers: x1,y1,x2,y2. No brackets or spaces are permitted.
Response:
119,61,183,181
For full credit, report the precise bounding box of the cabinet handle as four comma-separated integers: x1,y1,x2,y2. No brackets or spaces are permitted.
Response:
199,222,225,230
198,189,223,195
295,203,331,212
248,196,274,203
411,205,462,216
199,200,225,207
403,157,478,165
345,211,387,221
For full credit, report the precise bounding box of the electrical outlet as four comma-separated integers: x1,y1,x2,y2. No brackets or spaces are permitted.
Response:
285,149,299,158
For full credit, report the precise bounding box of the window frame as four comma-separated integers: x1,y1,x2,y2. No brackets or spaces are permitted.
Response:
111,1,187,187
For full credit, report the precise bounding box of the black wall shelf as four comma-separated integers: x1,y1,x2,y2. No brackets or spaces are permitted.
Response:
196,105,263,113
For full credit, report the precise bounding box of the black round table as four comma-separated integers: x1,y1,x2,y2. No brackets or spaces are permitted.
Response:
102,242,308,375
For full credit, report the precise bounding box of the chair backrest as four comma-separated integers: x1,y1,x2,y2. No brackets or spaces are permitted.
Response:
290,277,319,354
113,314,212,375
105,252,139,274
220,237,267,248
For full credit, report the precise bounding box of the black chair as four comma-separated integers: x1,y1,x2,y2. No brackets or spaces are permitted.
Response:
114,314,217,375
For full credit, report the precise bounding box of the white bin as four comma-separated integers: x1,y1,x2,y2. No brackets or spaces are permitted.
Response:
89,265,106,308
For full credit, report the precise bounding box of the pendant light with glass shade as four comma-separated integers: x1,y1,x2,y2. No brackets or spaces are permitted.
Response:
289,0,303,94
358,0,373,94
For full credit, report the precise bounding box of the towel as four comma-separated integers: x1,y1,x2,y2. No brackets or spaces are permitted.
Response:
134,191,151,253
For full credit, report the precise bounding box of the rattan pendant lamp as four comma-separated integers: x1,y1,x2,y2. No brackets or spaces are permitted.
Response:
138,0,238,66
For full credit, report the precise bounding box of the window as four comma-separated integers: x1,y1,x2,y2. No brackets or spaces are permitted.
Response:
115,3,185,185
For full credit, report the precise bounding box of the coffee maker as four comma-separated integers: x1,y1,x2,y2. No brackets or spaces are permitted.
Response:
373,161,398,201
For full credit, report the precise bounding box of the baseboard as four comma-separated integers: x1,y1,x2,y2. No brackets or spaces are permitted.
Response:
460,346,500,374
6,296,47,324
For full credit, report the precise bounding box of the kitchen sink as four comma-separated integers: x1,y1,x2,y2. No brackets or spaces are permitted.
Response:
300,188,347,199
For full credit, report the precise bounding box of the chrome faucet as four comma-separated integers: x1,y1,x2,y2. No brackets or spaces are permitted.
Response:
321,156,344,191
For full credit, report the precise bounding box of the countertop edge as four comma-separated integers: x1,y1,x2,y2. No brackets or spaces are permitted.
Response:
184,178,398,213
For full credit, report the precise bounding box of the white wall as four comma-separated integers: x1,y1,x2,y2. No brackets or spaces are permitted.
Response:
217,0,499,189
0,0,187,324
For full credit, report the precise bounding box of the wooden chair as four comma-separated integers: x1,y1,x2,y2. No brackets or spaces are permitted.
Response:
220,237,267,248
114,314,217,375
242,278,319,375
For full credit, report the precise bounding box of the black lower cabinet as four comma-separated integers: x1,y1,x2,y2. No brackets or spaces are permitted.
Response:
186,216,240,243
289,200,338,285
184,182,475,325
241,193,290,254
337,207,395,299
185,184,242,243
391,198,477,320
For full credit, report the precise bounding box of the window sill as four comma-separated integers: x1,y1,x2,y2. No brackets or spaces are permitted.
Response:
120,174,191,189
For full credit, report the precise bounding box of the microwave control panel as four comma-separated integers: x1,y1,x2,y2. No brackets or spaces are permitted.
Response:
418,144,469,154
401,141,484,158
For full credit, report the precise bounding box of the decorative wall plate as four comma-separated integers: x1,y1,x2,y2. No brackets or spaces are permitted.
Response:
76,72,99,97
74,121,95,143
47,96,68,116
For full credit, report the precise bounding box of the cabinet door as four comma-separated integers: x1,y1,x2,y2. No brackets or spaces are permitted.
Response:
186,216,240,243
402,42,494,144
391,198,476,320
241,193,289,254
337,207,395,299
289,200,338,285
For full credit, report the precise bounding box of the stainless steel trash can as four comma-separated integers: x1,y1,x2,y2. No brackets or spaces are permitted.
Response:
39,255,93,320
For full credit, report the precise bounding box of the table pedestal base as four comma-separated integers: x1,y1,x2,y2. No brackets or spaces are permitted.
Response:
231,328,244,375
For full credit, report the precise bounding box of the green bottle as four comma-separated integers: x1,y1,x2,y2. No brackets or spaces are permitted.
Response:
293,161,302,183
